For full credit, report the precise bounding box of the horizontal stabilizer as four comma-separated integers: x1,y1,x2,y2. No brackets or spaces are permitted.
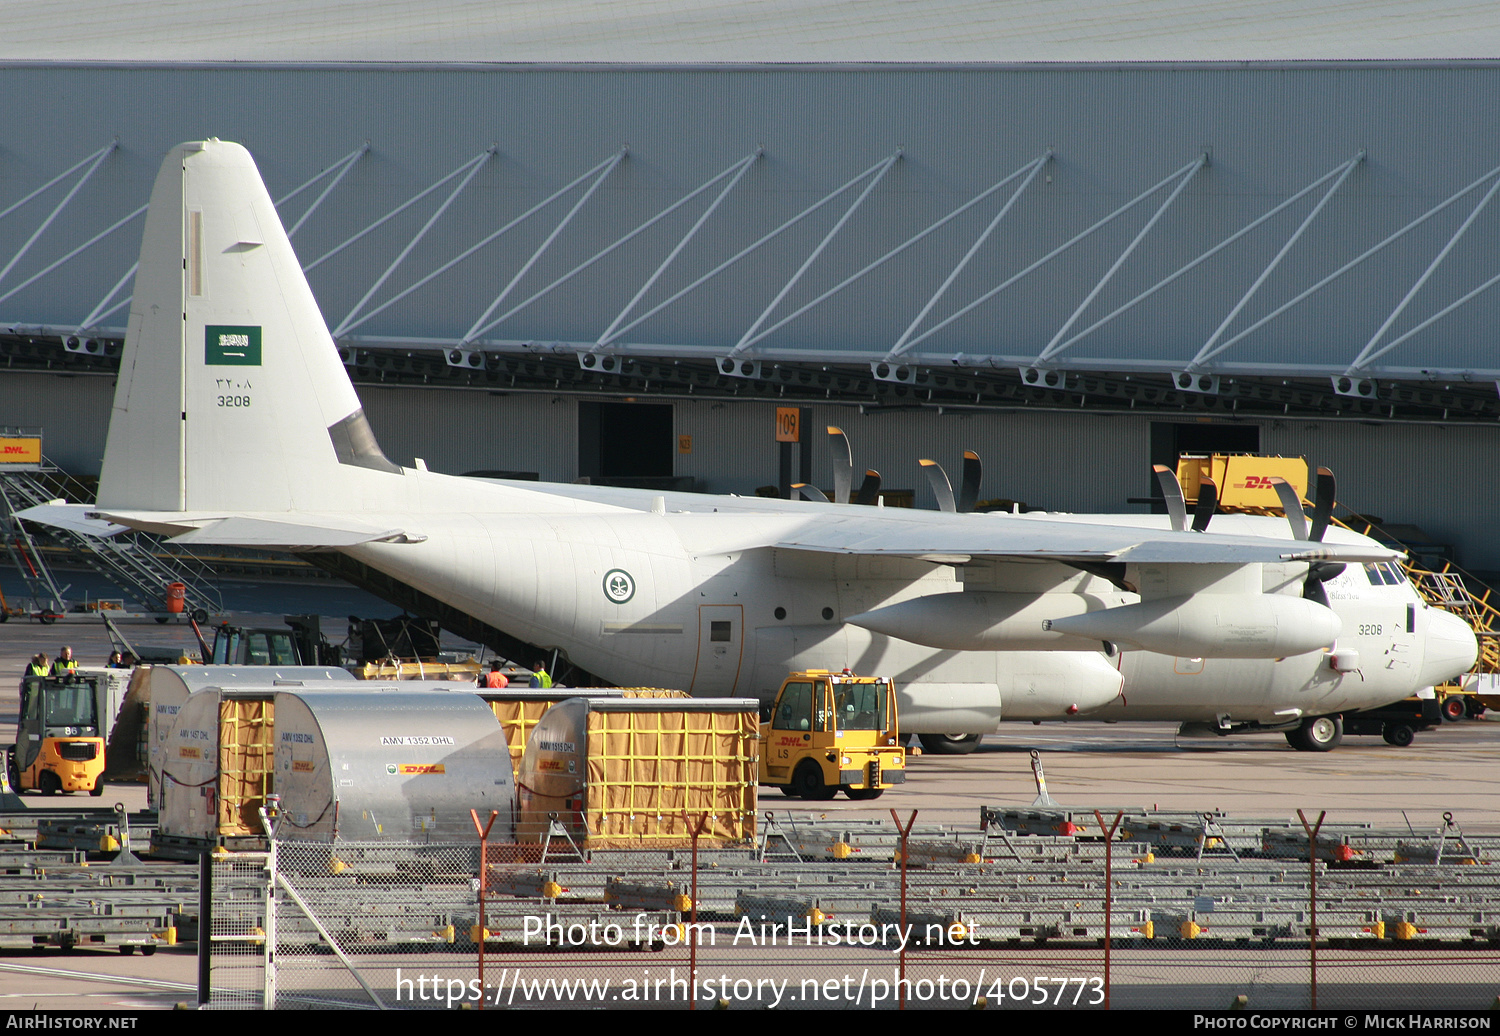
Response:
166,516,423,549
14,503,129,538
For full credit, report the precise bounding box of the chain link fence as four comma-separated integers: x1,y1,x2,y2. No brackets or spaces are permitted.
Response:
202,807,1500,1010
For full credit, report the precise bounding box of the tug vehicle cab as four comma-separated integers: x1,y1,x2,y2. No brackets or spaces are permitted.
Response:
758,670,906,800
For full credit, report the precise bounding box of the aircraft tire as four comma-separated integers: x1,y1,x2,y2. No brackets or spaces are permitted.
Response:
1382,723,1415,748
792,760,836,801
1440,696,1467,723
845,787,884,800
1285,716,1343,752
919,733,982,755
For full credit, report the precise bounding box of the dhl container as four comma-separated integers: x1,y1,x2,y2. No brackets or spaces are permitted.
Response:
141,666,356,806
156,687,279,848
272,689,512,843
516,696,758,850
1175,454,1309,510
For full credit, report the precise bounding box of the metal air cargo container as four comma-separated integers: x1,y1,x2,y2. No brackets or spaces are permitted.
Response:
155,687,279,854
272,689,512,843
142,666,356,805
516,697,758,850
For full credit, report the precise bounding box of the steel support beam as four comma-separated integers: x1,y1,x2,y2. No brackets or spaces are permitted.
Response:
335,151,624,338
334,147,496,337
727,150,901,358
601,154,911,350
594,150,761,351
1206,163,1500,363
1050,159,1359,357
283,143,370,239
0,201,145,310
1036,154,1207,364
742,154,1050,360
303,147,495,275
1188,152,1363,369
1348,171,1500,372
885,152,1050,362
897,158,1209,359
0,141,117,292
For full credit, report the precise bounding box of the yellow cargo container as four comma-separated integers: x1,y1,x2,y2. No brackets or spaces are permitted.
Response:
483,687,690,777
1176,454,1309,510
516,697,758,850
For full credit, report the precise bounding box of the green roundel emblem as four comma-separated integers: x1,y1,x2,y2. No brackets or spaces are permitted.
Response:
603,569,636,604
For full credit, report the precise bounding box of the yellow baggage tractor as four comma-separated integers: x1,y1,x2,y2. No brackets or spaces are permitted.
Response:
758,670,906,801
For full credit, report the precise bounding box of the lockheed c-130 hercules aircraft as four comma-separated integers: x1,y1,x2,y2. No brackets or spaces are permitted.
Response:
24,140,1478,755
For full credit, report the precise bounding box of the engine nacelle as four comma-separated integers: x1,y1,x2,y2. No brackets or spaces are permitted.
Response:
847,592,1124,652
1042,594,1341,659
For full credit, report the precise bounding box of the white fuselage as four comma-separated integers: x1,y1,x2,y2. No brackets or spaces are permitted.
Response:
325,478,1471,735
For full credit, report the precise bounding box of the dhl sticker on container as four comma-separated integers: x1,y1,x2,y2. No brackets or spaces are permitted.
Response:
397,763,445,775
178,747,202,759
292,760,315,773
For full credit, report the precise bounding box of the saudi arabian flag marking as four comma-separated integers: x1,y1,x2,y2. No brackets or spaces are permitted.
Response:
206,325,262,366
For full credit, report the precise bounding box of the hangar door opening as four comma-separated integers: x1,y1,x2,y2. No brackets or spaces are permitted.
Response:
577,401,681,489
1147,422,1260,513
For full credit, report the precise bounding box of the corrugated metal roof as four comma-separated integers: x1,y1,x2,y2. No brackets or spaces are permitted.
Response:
5,0,1500,63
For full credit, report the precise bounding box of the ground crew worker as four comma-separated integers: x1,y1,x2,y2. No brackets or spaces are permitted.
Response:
484,661,509,689
529,660,552,689
26,652,48,677
51,646,77,677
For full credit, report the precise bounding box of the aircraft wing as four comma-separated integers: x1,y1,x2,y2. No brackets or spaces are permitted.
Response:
773,511,1401,565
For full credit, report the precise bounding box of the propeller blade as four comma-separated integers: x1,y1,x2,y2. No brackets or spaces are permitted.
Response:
827,426,853,505
1190,476,1218,533
1269,477,1309,540
854,470,882,506
792,483,829,503
921,459,957,513
1152,464,1187,533
1308,466,1336,543
958,450,982,514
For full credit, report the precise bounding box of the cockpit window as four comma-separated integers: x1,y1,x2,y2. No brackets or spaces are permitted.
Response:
1363,562,1406,586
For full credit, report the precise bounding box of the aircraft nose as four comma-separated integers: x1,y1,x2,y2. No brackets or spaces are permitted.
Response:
1418,608,1480,688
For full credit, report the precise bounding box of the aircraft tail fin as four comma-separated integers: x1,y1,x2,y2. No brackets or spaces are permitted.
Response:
98,140,400,514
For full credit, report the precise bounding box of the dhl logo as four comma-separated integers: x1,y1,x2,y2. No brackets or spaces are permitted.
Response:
776,736,807,746
292,760,315,773
178,747,202,759
538,760,565,772
398,763,445,775
0,439,41,463
1233,475,1281,491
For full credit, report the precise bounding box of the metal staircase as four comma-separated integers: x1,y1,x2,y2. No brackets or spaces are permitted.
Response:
0,453,222,619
